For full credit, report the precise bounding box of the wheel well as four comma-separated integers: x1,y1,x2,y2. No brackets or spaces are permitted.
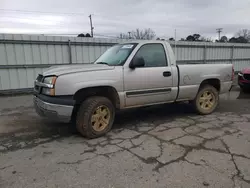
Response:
71,86,120,123
200,79,220,91
74,86,120,107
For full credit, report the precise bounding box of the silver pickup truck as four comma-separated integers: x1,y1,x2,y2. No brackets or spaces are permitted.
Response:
33,40,234,138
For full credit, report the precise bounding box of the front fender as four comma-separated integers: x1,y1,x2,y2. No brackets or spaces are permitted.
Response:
72,80,120,94
54,67,124,96
55,79,123,96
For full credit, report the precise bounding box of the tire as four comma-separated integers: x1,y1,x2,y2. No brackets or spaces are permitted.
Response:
76,96,115,139
192,84,219,115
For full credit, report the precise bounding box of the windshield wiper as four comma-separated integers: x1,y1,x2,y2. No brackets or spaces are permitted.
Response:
96,62,109,65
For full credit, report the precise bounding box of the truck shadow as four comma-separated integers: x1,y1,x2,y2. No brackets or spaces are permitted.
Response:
237,90,250,99
113,102,194,129
113,88,250,130
30,103,195,137
37,103,195,137
228,85,250,100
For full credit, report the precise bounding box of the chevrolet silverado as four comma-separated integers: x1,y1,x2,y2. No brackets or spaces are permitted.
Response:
33,40,234,138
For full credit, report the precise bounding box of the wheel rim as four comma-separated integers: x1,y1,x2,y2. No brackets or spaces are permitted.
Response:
91,105,111,132
199,90,216,110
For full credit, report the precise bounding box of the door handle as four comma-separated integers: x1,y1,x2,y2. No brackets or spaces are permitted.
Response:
163,71,171,77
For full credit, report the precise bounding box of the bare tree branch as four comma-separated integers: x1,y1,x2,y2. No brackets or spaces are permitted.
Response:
131,28,156,40
235,29,250,41
118,28,156,40
119,33,129,39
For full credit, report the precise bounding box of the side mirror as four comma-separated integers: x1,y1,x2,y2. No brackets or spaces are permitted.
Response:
129,57,145,69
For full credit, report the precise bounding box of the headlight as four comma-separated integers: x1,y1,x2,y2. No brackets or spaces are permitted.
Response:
43,76,57,85
238,72,243,77
41,76,57,96
42,88,55,96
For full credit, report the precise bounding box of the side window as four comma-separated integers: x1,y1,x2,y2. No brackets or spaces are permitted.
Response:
133,44,168,67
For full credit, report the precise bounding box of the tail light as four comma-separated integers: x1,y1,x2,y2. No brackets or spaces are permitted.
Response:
231,65,234,81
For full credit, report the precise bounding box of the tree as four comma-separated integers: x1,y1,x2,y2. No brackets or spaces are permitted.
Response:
85,33,91,37
185,34,212,42
237,36,248,43
186,34,201,41
229,29,250,43
131,28,156,40
156,37,165,40
236,29,250,41
77,33,85,37
77,33,92,37
219,36,228,42
207,38,213,42
198,37,212,42
229,37,237,43
229,36,248,43
186,35,195,41
119,33,128,39
119,28,156,40
193,34,201,41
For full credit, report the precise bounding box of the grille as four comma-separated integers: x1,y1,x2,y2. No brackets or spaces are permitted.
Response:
34,74,44,94
36,74,44,82
34,85,40,91
243,74,250,81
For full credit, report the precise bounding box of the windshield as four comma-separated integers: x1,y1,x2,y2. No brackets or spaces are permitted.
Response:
94,43,137,66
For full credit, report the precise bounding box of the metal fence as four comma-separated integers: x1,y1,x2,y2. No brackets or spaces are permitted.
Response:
1,33,250,94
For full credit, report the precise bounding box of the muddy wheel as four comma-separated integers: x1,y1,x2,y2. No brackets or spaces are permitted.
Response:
76,96,115,139
192,85,219,115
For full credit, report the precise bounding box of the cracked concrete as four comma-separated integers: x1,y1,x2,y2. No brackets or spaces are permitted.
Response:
234,156,250,181
156,143,186,164
149,127,187,141
173,135,204,146
1,89,250,188
204,139,228,152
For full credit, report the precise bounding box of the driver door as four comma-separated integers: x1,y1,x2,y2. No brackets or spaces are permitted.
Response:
123,43,174,107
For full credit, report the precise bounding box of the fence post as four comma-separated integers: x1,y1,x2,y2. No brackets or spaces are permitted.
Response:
204,44,207,63
68,39,72,64
231,45,234,64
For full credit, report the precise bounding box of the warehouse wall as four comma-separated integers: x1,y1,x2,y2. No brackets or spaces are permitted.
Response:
1,33,250,94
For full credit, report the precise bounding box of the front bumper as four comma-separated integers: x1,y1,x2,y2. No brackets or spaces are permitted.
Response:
33,94,75,123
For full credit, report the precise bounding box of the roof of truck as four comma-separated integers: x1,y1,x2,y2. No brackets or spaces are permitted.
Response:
119,40,170,45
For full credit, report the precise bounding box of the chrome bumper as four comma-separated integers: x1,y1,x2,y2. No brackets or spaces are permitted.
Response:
33,96,74,123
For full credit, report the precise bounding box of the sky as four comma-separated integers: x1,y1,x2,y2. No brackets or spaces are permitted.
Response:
1,0,250,40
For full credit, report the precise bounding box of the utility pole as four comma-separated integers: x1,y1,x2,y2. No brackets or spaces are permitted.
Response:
174,29,177,55
89,14,94,37
216,28,223,41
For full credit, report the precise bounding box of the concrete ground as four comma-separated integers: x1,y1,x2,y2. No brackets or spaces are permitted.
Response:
0,86,250,188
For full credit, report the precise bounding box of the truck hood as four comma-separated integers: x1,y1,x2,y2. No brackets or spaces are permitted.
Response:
241,67,250,74
43,64,115,76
